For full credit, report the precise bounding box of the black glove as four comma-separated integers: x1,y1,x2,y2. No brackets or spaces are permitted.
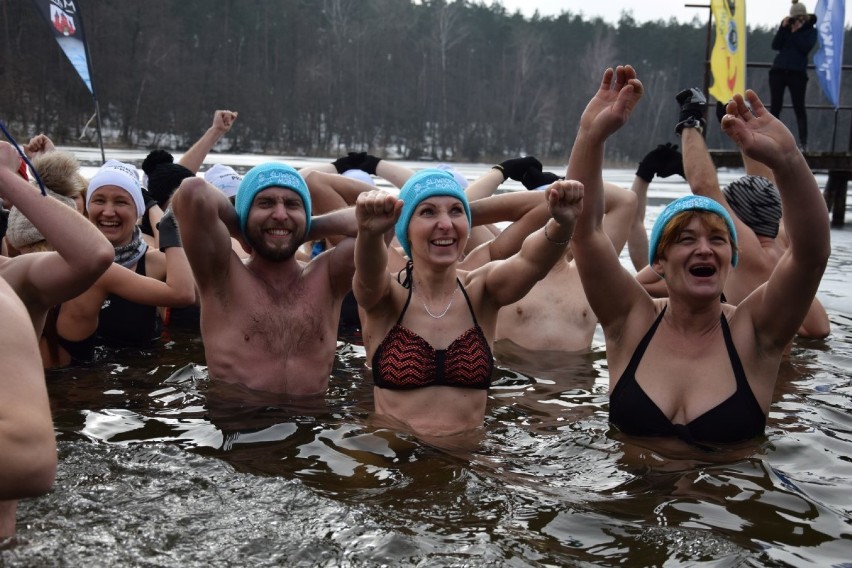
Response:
358,154,382,175
141,187,159,213
656,144,684,179
675,87,707,135
636,143,683,182
331,151,367,174
522,168,560,190
157,208,182,252
494,156,542,182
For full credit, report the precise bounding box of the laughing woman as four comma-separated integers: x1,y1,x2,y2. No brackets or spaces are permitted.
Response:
50,160,196,367
353,169,583,446
567,66,830,448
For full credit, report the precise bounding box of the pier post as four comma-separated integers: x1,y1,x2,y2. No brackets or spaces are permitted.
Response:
824,171,850,228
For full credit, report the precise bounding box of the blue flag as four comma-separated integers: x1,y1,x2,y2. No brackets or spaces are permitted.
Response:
813,0,846,109
30,0,93,94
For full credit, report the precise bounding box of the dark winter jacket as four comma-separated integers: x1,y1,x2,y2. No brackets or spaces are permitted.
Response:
771,15,818,72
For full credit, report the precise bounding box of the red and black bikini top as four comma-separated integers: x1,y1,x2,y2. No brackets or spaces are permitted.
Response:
371,279,494,390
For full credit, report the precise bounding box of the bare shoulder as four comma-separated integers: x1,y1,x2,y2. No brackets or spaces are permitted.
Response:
361,277,408,355
310,243,357,297
609,297,665,355
457,265,500,318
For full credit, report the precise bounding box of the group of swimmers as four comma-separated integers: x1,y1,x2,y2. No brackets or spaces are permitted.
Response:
0,65,831,538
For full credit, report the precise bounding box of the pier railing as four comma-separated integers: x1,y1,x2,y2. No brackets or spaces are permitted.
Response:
708,62,851,227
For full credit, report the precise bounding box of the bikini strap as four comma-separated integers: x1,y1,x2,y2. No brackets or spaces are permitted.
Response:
456,278,479,326
622,306,667,378
395,274,415,326
396,260,413,288
719,313,750,390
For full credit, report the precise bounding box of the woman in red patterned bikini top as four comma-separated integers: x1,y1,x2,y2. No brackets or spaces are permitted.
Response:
353,168,583,443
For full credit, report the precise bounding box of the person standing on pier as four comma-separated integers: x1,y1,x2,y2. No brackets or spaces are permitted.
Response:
769,0,817,150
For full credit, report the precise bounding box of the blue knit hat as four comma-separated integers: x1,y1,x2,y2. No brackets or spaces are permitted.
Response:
394,169,472,259
235,163,311,237
649,195,738,267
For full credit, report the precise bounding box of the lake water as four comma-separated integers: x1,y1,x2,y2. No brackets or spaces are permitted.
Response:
3,154,851,567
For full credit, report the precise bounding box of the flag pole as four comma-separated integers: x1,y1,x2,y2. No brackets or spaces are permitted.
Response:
73,1,105,164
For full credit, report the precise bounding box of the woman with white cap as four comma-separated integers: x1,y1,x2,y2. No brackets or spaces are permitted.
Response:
52,159,196,367
568,66,829,448
353,168,583,445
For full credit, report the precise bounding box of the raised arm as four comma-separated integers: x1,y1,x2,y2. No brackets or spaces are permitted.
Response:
462,190,550,268
353,190,402,313
303,170,377,210
568,66,650,329
303,153,416,190
100,244,196,307
308,206,358,241
463,167,506,251
22,134,55,159
0,143,113,314
601,182,637,256
465,167,503,202
628,142,685,270
721,91,830,347
171,177,241,293
627,174,651,271
374,159,415,189
177,110,238,173
479,180,581,307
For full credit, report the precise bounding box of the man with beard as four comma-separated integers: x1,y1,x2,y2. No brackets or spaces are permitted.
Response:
172,162,356,396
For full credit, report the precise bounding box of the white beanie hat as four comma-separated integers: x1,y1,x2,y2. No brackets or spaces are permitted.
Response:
341,168,376,187
87,160,144,217
436,163,469,189
204,164,242,197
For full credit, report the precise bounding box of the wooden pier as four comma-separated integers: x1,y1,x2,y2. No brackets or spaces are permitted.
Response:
709,150,852,228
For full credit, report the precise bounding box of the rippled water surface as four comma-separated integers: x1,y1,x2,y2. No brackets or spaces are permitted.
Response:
3,163,852,567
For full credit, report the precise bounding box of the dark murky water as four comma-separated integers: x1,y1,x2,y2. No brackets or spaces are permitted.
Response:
3,165,852,567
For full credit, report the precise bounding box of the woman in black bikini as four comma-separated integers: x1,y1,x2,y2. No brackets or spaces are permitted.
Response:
568,66,829,447
353,168,582,444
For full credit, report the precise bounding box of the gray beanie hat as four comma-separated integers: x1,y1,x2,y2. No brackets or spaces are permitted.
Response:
790,0,808,18
722,175,783,238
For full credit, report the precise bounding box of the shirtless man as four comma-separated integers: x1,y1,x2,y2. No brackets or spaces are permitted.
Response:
493,182,636,353
453,165,637,353
172,162,356,395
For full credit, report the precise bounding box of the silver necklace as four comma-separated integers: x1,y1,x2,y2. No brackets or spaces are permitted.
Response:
417,283,458,319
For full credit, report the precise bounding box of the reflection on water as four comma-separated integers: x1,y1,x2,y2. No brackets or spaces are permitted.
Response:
4,168,852,566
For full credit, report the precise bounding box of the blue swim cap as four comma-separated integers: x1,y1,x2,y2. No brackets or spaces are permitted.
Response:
649,195,738,267
394,169,472,259
235,163,311,237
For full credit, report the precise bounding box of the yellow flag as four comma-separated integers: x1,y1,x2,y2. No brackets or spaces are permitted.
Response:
709,0,746,102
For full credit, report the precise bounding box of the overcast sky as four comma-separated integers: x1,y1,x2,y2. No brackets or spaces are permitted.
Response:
495,0,851,30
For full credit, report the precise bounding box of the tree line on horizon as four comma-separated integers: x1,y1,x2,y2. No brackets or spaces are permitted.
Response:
2,0,851,165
